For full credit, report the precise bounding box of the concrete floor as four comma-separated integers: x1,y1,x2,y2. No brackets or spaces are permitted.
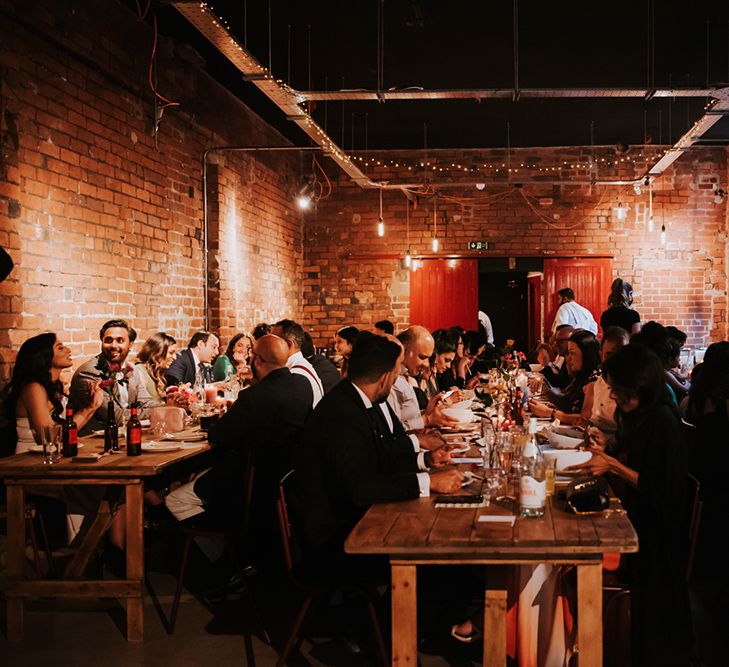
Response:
0,539,481,667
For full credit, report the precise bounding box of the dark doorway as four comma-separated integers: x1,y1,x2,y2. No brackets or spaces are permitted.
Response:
479,272,529,351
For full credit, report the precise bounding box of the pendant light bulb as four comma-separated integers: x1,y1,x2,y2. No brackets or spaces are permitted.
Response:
405,250,412,268
377,218,385,237
432,237,439,252
648,214,654,233
660,224,666,246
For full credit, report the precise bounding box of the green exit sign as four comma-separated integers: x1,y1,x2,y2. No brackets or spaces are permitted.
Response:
468,241,489,250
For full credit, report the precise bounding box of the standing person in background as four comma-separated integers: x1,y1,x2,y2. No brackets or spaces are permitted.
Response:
333,325,360,377
551,288,598,334
477,310,494,345
600,278,641,334
374,319,394,335
212,333,253,383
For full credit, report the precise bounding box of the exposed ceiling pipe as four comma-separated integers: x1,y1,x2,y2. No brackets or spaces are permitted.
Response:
295,87,727,103
172,2,376,188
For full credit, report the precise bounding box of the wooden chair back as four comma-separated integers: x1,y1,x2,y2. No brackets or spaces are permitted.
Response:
276,470,296,574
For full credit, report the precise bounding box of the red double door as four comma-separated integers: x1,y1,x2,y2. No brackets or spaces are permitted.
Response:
409,257,612,344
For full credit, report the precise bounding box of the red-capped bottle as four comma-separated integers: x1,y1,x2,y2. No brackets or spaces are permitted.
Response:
126,407,142,456
62,407,78,457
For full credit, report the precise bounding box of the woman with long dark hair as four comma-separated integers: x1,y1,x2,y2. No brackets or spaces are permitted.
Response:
528,329,601,424
568,344,692,666
600,277,642,334
333,325,359,377
212,332,253,382
3,333,102,453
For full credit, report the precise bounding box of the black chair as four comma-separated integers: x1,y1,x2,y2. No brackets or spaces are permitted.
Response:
275,470,388,667
163,454,270,642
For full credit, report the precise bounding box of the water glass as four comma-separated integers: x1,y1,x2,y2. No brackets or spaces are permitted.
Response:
41,424,62,464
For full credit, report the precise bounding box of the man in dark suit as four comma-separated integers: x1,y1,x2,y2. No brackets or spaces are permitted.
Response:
541,324,573,390
165,330,219,386
291,332,463,566
164,335,313,549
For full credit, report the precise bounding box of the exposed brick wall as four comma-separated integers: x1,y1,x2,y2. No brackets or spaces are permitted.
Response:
0,0,304,381
302,146,729,347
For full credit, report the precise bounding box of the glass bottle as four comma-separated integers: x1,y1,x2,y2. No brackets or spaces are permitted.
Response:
62,407,78,457
126,406,142,456
104,401,118,452
519,417,546,518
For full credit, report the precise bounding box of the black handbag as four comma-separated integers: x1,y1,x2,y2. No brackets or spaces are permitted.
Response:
565,476,611,514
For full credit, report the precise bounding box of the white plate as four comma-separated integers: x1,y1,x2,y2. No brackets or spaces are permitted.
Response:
450,443,472,454
542,448,592,472
26,444,84,453
141,442,182,452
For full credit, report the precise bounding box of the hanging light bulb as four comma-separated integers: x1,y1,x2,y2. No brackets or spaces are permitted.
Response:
647,182,654,232
614,203,628,221
660,224,666,246
376,186,385,237
633,182,642,196
405,250,412,267
431,195,439,253
432,237,439,252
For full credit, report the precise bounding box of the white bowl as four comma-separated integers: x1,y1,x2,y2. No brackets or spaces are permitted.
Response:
442,407,475,423
448,399,473,411
547,431,584,449
543,448,592,472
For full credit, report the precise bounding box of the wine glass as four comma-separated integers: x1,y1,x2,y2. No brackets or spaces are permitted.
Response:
41,424,62,464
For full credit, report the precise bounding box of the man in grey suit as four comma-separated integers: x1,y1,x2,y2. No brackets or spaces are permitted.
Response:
69,319,139,435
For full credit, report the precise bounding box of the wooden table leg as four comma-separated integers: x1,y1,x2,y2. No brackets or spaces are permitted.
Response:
125,481,144,641
391,563,417,665
6,483,26,641
484,588,507,667
577,561,603,667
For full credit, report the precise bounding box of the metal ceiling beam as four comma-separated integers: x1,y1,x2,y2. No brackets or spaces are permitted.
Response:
171,2,375,187
295,87,726,103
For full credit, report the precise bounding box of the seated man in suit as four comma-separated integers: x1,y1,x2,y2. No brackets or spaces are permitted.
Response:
291,331,463,577
164,334,313,557
541,324,573,390
165,330,219,387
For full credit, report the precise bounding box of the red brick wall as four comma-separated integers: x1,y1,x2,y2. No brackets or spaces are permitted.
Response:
302,146,729,347
0,0,304,381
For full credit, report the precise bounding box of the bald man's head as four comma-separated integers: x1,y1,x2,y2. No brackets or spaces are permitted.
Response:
397,325,434,376
251,334,290,381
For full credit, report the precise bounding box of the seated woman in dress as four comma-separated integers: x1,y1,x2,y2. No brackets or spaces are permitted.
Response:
212,332,253,382
4,333,102,453
528,329,600,425
134,332,188,417
568,344,692,666
333,325,359,377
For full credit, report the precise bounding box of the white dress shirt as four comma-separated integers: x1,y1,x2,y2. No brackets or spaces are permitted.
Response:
551,301,598,334
287,350,324,407
478,310,495,344
352,383,430,497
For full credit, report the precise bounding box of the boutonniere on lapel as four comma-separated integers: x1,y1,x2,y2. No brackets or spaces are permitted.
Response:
96,357,134,406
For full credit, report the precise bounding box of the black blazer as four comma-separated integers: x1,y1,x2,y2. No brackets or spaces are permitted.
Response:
291,380,420,554
165,348,211,386
194,368,313,521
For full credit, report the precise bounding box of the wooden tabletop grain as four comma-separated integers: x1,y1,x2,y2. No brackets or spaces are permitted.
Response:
0,433,210,479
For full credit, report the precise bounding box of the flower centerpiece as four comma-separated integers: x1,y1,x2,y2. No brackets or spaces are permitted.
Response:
95,357,135,407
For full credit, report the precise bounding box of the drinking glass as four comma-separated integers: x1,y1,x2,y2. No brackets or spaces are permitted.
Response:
41,424,62,464
495,432,514,472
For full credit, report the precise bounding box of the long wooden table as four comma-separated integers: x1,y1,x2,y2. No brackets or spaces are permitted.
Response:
0,435,209,641
345,469,638,666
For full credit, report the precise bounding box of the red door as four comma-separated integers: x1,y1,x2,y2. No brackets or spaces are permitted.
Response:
410,259,478,332
543,258,612,339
